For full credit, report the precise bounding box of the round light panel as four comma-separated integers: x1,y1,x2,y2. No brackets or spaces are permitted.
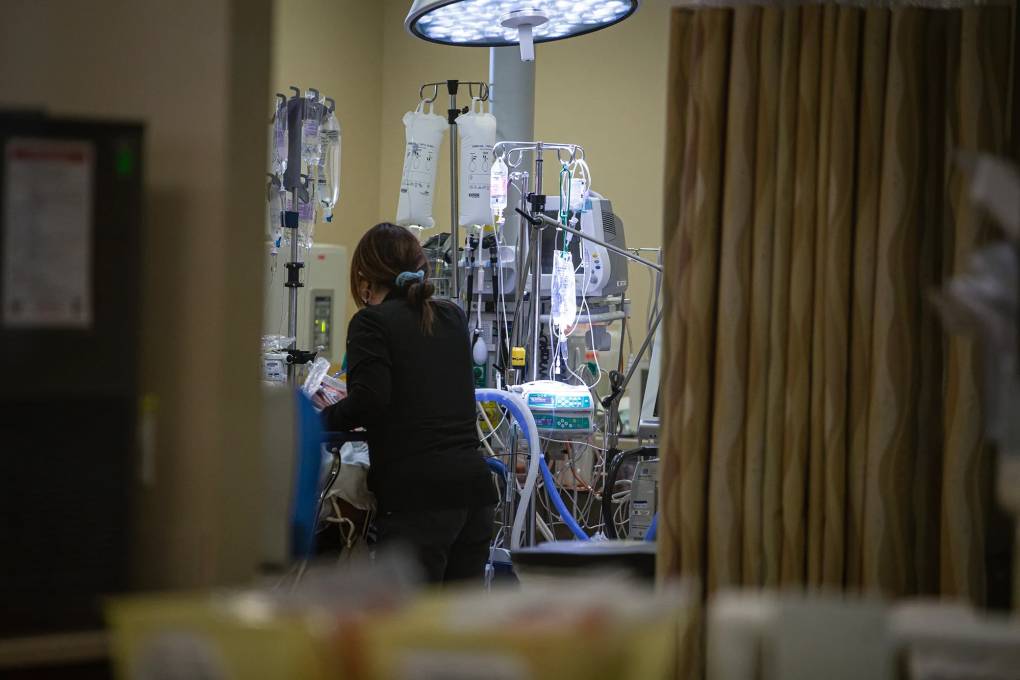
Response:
405,0,640,48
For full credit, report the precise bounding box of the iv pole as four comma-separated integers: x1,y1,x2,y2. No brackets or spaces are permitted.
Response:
513,208,664,452
447,80,460,300
490,138,665,547
283,87,305,383
278,85,331,383
416,80,490,303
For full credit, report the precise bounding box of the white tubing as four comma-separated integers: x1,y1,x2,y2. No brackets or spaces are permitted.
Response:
538,310,627,324
475,388,541,550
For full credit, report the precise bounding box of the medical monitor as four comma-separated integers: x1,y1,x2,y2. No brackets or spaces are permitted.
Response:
638,327,662,440
536,192,628,299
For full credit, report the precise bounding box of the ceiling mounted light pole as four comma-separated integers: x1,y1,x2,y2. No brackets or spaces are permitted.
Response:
405,0,641,62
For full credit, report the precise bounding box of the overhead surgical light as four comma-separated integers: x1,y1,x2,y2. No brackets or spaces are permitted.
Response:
405,0,641,62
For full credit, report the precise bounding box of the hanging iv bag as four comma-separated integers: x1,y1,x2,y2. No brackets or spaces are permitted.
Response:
271,98,288,177
266,177,285,254
298,193,314,250
551,249,577,336
283,190,314,260
455,99,497,227
490,157,509,224
570,177,588,211
301,90,321,166
396,100,447,230
317,107,341,222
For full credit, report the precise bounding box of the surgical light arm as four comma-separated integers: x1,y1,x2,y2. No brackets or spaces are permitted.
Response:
514,209,664,273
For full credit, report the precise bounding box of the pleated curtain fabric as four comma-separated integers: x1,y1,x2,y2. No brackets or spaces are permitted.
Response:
657,3,1015,603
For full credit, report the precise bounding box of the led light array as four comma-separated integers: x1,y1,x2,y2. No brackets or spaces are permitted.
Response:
414,0,633,44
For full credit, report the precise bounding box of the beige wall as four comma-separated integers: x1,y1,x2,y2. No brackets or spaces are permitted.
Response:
275,0,671,334
0,0,271,589
271,0,385,255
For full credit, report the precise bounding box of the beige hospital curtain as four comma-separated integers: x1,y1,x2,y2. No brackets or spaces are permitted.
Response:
657,3,1015,603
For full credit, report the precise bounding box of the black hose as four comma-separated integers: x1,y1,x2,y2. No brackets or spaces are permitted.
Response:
490,243,509,372
538,331,550,377
464,235,476,312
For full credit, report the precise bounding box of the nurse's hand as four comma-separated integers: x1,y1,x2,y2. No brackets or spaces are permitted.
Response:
311,384,346,410
311,391,333,411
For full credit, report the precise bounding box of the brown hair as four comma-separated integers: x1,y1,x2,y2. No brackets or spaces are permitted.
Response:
350,223,437,333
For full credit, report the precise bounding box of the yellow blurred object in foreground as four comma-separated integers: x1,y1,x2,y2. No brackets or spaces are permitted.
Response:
106,592,340,680
356,584,693,680
106,576,695,680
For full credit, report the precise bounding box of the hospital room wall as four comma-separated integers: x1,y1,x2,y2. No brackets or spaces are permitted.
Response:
375,0,672,335
270,0,385,257
0,0,272,588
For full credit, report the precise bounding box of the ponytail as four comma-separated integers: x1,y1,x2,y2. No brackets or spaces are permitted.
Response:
405,278,436,334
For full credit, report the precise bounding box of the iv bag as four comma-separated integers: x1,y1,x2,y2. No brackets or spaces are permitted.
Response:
271,98,288,177
298,195,314,249
551,250,577,336
456,99,497,227
301,90,321,166
266,177,283,239
318,108,341,222
570,177,588,210
396,101,447,230
266,177,285,255
490,157,509,224
302,357,331,397
283,193,314,259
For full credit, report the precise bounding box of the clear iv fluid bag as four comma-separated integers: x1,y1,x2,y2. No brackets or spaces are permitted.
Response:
551,250,577,335
284,194,314,255
490,157,509,222
317,110,341,222
570,177,587,210
302,357,331,397
396,102,447,229
272,99,288,176
456,100,497,227
302,91,321,166
298,195,314,248
266,181,284,239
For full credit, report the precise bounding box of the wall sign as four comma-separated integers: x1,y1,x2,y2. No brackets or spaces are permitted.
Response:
2,138,94,328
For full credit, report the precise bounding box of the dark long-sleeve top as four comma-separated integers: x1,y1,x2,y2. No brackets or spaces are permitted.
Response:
322,292,497,513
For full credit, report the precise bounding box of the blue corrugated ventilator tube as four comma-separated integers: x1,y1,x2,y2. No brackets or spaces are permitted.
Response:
475,388,590,547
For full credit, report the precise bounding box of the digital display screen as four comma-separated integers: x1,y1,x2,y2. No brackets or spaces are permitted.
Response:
312,294,332,353
528,393,554,407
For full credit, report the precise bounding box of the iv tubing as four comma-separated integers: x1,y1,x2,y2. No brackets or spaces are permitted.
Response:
475,389,590,547
538,445,590,542
475,389,539,550
486,457,509,479
538,310,627,324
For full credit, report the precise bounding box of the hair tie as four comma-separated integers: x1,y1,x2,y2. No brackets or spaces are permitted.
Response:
395,270,425,288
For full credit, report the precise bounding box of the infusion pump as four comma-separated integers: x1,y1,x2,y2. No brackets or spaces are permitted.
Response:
263,242,348,371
